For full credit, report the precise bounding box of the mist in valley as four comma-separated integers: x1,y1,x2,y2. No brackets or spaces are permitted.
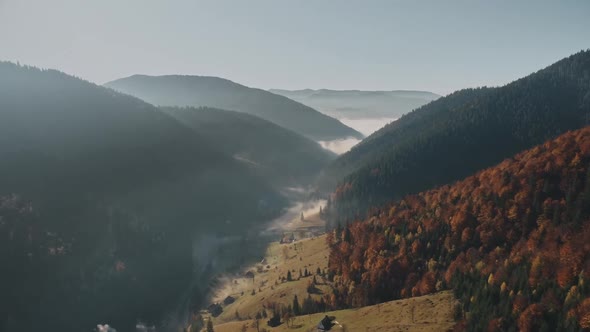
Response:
150,189,326,332
1,2,587,332
108,185,324,332
318,117,397,154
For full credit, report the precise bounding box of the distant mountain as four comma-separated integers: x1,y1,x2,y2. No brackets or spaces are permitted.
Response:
0,63,285,331
269,88,440,119
104,75,363,141
161,106,336,186
328,126,590,331
323,50,590,223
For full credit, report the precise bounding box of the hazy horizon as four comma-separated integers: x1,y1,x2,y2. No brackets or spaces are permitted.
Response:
1,0,588,95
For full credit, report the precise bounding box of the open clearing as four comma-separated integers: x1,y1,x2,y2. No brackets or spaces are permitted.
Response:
202,212,456,332
214,291,456,332
211,215,330,324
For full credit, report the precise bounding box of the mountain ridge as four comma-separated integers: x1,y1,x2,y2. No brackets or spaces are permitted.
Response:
160,106,336,186
0,62,286,332
269,88,440,120
270,88,440,98
323,49,590,223
104,75,364,141
327,125,590,331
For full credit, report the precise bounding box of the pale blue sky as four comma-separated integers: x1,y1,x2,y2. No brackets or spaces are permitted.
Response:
0,0,588,94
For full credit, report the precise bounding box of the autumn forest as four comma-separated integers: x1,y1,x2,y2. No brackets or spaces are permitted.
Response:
326,126,590,331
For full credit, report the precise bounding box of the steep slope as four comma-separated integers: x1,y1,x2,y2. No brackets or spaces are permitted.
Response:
323,50,590,223
270,88,440,119
161,107,335,186
104,75,363,141
193,215,456,332
328,126,590,331
0,62,285,332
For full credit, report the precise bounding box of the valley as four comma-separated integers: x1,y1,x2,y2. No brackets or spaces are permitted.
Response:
194,210,456,332
1,5,588,330
271,90,438,154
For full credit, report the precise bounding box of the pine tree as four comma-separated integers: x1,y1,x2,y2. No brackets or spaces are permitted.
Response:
293,295,301,316
335,223,342,242
343,227,351,243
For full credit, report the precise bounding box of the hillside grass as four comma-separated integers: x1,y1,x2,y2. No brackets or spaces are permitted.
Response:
196,212,457,332
212,218,330,323
215,291,456,332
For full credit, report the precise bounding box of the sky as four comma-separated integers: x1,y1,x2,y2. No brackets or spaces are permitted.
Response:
0,0,588,95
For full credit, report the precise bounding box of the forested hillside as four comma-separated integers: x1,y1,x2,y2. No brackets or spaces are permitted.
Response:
104,75,363,141
327,126,590,331
323,50,590,224
0,63,285,331
162,107,335,186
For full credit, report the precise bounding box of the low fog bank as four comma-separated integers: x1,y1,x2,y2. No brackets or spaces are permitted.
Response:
264,198,326,234
318,138,361,155
319,117,397,154
339,117,397,136
209,197,326,305
135,187,325,332
150,229,277,332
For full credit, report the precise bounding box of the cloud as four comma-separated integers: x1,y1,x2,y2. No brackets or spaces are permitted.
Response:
318,117,397,154
318,138,361,154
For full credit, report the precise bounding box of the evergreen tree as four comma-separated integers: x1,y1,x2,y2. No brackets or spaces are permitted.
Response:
293,295,301,316
343,227,351,243
324,50,590,226
267,308,281,327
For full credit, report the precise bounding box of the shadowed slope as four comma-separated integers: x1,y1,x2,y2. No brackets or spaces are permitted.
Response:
105,75,363,141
